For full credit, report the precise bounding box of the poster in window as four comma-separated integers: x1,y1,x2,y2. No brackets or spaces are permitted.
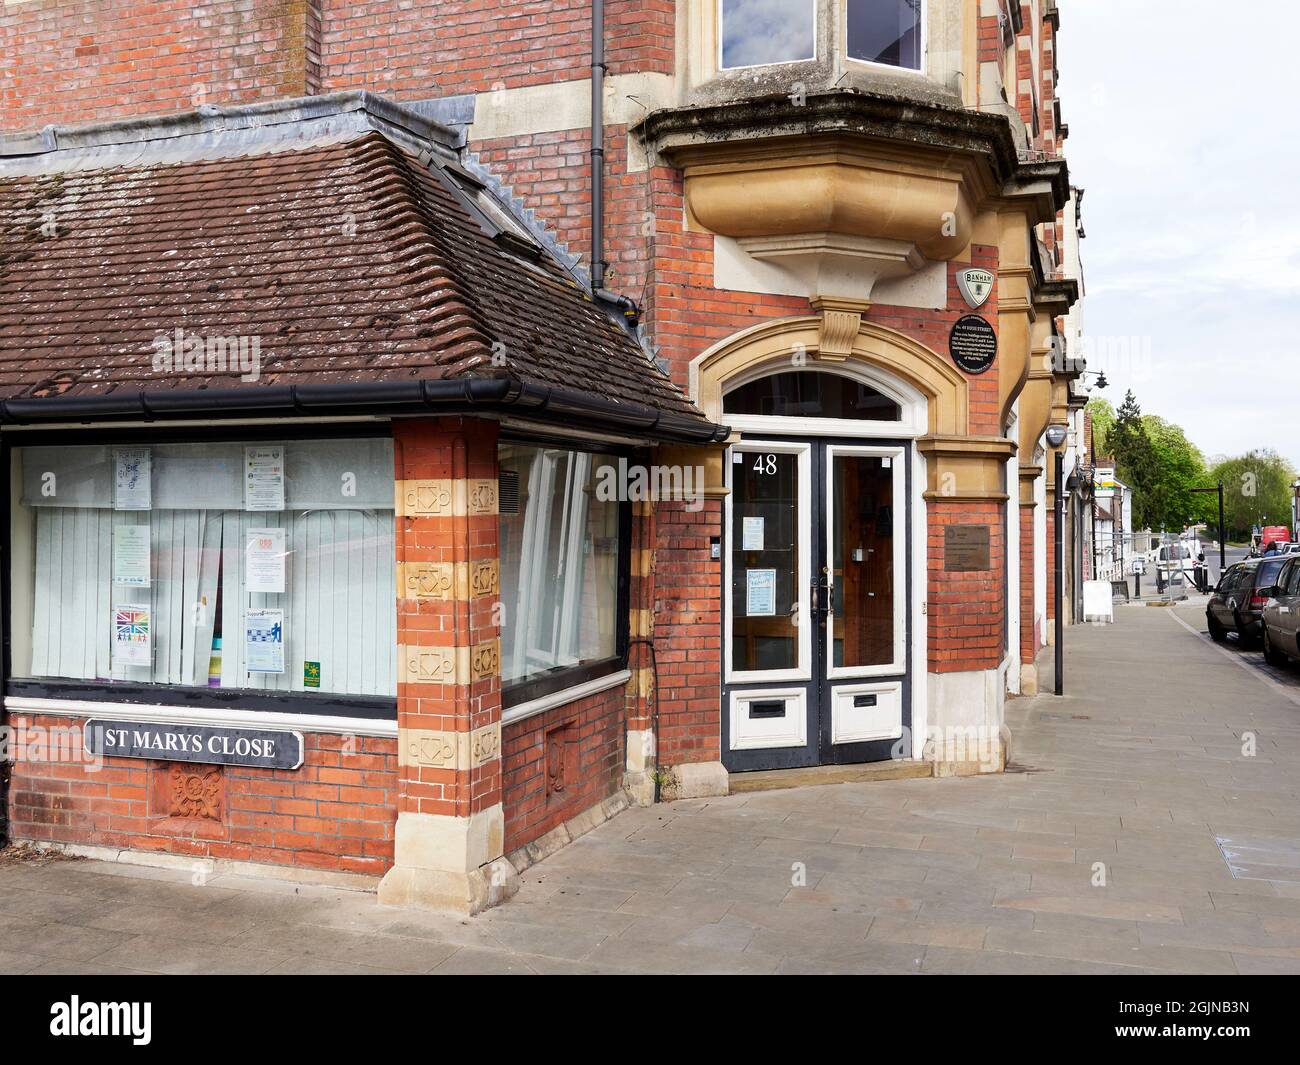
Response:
112,604,152,667
245,527,287,594
113,448,152,511
112,524,151,587
244,445,285,511
742,516,765,552
745,568,777,617
245,608,285,673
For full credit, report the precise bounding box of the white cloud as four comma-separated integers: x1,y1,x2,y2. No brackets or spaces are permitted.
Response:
720,0,815,68
1060,0,1300,466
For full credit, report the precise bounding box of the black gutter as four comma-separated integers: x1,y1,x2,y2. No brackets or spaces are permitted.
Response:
590,0,607,291
0,377,731,445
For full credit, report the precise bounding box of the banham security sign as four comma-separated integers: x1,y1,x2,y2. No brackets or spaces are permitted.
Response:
84,720,304,770
949,315,997,375
956,268,995,309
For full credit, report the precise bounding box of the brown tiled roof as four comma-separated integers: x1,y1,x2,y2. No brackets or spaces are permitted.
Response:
0,129,710,430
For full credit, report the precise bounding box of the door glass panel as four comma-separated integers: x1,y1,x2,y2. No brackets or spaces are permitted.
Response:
831,454,895,668
732,451,800,671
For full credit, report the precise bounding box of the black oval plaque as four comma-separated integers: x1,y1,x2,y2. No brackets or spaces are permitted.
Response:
949,314,997,375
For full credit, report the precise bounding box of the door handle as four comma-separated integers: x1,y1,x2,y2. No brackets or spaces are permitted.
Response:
811,573,830,623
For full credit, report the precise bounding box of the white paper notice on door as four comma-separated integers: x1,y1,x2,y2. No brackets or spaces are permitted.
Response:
113,448,152,511
244,445,285,511
112,524,151,587
245,527,287,594
112,603,152,667
245,608,285,673
742,516,765,551
746,568,777,617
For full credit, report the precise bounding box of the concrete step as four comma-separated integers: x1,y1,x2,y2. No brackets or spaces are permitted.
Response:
728,760,933,795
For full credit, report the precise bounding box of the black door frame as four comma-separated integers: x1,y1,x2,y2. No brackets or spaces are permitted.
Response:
721,434,912,773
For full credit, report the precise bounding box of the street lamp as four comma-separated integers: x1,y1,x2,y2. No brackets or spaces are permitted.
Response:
1046,425,1069,696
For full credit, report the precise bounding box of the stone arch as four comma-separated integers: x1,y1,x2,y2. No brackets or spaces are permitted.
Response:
689,316,968,437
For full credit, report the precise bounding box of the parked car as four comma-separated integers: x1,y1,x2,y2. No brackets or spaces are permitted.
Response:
1206,555,1291,644
1261,556,1300,667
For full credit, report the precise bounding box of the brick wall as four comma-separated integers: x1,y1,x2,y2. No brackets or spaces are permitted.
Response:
500,684,625,853
928,501,1007,673
652,496,722,766
7,714,397,876
1046,504,1056,622
1020,502,1037,663
318,0,672,97
0,0,323,131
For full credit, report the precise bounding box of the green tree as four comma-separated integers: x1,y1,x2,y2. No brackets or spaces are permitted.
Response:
1107,391,1161,530
1142,416,1215,531
1209,450,1298,541
1086,397,1115,456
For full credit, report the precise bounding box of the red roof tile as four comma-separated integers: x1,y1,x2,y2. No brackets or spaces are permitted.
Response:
0,130,709,430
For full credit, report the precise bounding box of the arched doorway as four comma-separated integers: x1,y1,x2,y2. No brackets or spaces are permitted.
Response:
692,318,959,772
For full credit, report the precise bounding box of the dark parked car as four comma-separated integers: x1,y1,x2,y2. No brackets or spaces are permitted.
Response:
1206,556,1290,645
1261,555,1300,667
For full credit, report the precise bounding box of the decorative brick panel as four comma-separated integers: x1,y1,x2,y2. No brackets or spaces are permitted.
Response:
927,501,1008,673
7,716,397,876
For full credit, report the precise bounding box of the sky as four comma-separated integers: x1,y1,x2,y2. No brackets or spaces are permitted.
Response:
1058,0,1300,469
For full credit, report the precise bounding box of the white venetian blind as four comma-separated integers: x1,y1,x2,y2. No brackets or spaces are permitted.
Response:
24,439,397,699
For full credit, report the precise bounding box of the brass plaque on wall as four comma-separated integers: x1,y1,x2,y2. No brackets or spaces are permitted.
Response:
945,525,991,572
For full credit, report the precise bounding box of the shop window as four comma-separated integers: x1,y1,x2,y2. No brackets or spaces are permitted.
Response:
847,0,923,71
724,371,901,420
8,437,396,708
719,0,816,69
498,442,627,705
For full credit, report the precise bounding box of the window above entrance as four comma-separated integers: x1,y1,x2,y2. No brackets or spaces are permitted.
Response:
723,371,902,422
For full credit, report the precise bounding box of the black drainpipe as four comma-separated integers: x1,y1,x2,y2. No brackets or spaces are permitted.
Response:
590,0,607,292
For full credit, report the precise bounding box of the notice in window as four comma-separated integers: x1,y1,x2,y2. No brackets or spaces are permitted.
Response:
112,524,151,587
745,568,777,617
742,516,765,552
245,527,287,594
245,608,285,673
244,445,285,511
113,448,152,511
112,604,152,667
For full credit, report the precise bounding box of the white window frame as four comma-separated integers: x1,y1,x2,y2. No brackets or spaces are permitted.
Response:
724,439,813,684
717,0,818,71
842,0,927,76
824,443,907,680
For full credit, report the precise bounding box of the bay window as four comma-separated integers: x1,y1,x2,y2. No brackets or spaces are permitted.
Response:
714,1,925,74
498,442,628,705
8,435,396,712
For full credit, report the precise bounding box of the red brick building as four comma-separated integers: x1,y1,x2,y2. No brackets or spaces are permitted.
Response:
0,0,1085,913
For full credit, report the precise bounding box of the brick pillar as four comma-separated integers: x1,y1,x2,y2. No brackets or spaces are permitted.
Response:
624,499,657,806
1019,501,1039,694
378,417,517,913
1046,502,1057,627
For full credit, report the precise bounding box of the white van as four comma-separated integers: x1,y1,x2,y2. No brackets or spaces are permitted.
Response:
1152,540,1204,591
